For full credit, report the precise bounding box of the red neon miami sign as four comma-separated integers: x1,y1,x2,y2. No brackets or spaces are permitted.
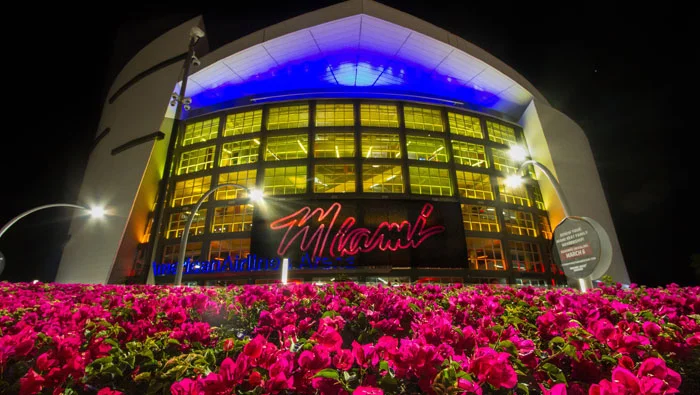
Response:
269,202,445,259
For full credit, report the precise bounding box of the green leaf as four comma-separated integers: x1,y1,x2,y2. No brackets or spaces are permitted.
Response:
167,338,181,346
314,368,339,380
540,363,567,384
322,311,338,318
104,338,120,348
134,372,152,382
408,303,421,312
379,360,389,371
517,382,530,395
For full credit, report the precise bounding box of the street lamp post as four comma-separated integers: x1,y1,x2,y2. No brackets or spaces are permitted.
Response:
173,185,262,286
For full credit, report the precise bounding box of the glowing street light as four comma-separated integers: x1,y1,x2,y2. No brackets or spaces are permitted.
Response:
0,203,106,240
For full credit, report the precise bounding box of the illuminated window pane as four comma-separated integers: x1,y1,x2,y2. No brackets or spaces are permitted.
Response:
177,146,215,175
532,184,546,210
166,209,206,239
220,139,260,167
265,134,308,160
409,166,452,196
224,110,262,136
212,205,254,233
448,112,483,138
503,209,537,237
316,103,354,127
162,242,202,264
171,176,211,208
267,104,309,130
360,104,399,128
362,132,401,158
543,243,564,276
451,141,488,168
515,278,548,287
216,170,257,200
486,120,518,145
314,133,355,158
363,164,404,193
182,118,219,147
455,171,494,200
539,215,553,240
209,238,251,261
498,177,531,207
461,204,499,232
510,241,544,273
263,166,307,195
467,238,506,271
403,106,444,132
314,164,356,193
491,147,519,175
406,135,448,162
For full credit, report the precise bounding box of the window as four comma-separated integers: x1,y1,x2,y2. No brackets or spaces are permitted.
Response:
209,239,251,261
363,164,404,193
539,215,553,240
265,134,308,160
451,141,488,168
362,132,401,158
267,104,309,130
314,133,355,158
510,241,544,273
182,118,219,146
498,177,531,206
177,146,215,175
403,106,444,132
166,209,207,239
162,242,202,264
448,112,483,139
224,110,262,136
406,135,448,162
360,104,399,127
216,170,257,200
220,139,260,167
486,120,518,146
455,171,494,200
532,184,546,210
515,278,548,287
314,164,356,193
461,204,499,232
503,209,537,237
263,166,307,195
467,238,506,271
316,103,354,126
212,205,254,233
543,243,564,276
491,147,519,175
408,166,452,196
171,176,211,208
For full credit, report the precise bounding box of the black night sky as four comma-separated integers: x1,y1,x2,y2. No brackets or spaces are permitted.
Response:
0,1,695,286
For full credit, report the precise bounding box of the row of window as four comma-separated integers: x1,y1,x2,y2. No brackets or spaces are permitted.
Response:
181,103,518,147
162,237,562,275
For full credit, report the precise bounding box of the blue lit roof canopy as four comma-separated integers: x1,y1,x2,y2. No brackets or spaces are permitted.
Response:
177,1,547,119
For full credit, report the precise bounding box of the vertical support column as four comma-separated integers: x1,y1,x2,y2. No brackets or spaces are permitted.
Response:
308,102,316,195
354,100,363,193
397,102,410,194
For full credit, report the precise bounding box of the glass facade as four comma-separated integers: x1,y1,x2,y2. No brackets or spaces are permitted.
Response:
150,100,562,287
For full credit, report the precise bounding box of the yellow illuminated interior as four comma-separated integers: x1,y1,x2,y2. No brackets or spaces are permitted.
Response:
360,104,399,127
362,132,401,158
497,177,531,207
220,139,260,167
209,238,251,261
212,205,254,233
466,238,506,271
538,215,553,240
182,118,219,147
362,164,404,193
171,176,211,208
263,166,307,195
451,141,488,168
502,209,537,237
510,241,544,273
166,209,207,239
486,120,517,146
406,135,448,162
267,104,309,130
455,170,494,200
162,242,202,263
448,112,483,139
460,204,499,232
532,183,546,210
316,103,354,126
224,110,262,136
177,146,215,175
265,134,308,160
408,166,452,196
216,170,257,200
314,133,355,158
403,106,444,132
314,164,356,193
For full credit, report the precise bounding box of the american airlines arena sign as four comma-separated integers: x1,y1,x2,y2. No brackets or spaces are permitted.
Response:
153,202,447,276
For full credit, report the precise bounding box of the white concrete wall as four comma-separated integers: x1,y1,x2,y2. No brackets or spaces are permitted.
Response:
520,100,630,284
55,17,204,284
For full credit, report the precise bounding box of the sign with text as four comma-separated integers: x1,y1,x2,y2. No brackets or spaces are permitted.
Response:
552,216,612,279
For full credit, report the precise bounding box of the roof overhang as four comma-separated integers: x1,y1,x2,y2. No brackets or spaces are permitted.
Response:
176,0,547,120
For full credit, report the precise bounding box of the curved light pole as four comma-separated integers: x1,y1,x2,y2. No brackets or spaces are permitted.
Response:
0,204,105,240
174,184,262,286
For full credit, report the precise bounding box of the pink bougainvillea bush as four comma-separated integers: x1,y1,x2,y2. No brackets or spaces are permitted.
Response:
1,281,699,395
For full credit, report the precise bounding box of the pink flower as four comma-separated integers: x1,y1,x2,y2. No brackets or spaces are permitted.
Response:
299,345,331,371
686,332,700,347
470,347,517,389
354,386,384,395
243,335,266,359
19,369,44,395
611,367,640,393
222,338,234,352
170,378,202,395
97,388,124,395
333,349,354,370
539,383,567,395
457,378,483,395
311,326,343,352
643,322,662,338
266,372,294,394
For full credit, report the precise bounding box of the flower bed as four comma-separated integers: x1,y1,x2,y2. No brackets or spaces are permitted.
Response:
1,282,699,395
